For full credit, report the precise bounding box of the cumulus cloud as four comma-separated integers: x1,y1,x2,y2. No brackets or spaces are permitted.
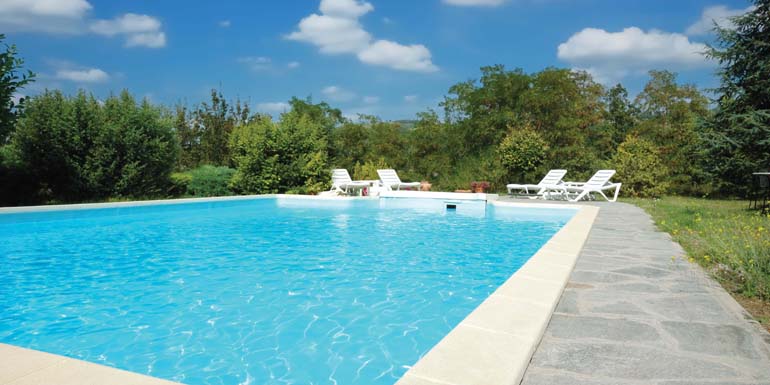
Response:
404,95,418,103
256,102,290,114
363,96,379,104
287,61,301,69
287,0,438,72
0,0,92,33
90,13,166,48
322,85,356,102
686,5,753,36
55,68,109,83
558,27,710,83
0,1,167,48
359,40,438,73
442,0,505,6
218,20,231,28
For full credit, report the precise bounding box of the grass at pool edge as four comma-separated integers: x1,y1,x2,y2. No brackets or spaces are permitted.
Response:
629,196,770,331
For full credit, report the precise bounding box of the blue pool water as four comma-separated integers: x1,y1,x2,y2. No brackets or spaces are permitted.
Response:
0,197,573,385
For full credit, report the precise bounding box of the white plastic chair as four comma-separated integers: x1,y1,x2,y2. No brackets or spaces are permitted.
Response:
330,169,369,195
544,170,622,202
377,169,421,191
506,169,568,197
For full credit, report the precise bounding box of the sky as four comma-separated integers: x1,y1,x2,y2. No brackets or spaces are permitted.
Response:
0,0,754,120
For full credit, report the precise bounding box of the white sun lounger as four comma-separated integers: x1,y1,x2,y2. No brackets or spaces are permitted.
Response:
377,169,421,191
544,169,622,202
506,169,568,196
331,169,369,195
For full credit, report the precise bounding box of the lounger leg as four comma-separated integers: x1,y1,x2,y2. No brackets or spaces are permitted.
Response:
569,190,590,202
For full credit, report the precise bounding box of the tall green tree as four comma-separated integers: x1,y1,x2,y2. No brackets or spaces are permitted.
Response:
0,34,35,143
634,70,709,194
188,89,251,167
702,1,770,195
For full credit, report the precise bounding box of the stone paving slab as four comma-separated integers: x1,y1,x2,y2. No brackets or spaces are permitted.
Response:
520,202,770,385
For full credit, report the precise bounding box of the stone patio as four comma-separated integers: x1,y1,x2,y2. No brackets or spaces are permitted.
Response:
518,201,770,385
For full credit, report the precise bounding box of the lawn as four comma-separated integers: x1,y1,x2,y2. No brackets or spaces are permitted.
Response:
631,196,770,329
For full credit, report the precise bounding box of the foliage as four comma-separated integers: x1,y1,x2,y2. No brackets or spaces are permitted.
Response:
497,124,548,183
612,135,669,198
169,171,192,196
0,34,35,143
702,1,770,196
229,117,283,194
352,158,389,180
6,90,177,204
185,165,236,197
176,90,252,169
634,196,770,304
634,70,710,195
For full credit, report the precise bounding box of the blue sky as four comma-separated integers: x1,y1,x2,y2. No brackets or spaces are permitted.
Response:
1,0,753,120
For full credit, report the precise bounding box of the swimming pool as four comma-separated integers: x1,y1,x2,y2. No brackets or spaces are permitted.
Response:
0,196,574,385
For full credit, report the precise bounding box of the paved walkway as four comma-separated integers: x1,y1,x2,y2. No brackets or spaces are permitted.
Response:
518,201,770,385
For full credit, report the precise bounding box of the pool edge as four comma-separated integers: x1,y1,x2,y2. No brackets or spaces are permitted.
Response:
395,202,599,385
0,343,180,385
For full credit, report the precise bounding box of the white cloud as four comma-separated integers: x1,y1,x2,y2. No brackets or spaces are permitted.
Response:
404,95,418,103
557,27,710,84
359,40,438,73
0,0,92,33
218,20,231,28
319,0,374,18
287,0,438,72
90,13,166,48
256,102,290,114
686,5,753,36
286,13,372,54
322,85,356,102
363,96,379,104
287,61,301,69
238,56,272,71
55,68,109,83
442,0,505,6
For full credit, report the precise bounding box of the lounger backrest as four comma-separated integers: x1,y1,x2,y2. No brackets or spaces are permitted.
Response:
331,169,353,185
538,169,568,186
585,170,616,188
377,169,402,185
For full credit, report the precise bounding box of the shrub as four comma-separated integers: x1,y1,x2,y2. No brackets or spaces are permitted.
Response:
187,165,235,197
169,172,192,197
229,117,283,194
352,158,389,180
612,135,669,198
497,126,548,183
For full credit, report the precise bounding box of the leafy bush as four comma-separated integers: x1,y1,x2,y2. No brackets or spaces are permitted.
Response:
352,158,389,180
10,90,177,203
612,135,669,198
497,126,548,183
187,165,235,197
229,117,283,194
168,172,192,197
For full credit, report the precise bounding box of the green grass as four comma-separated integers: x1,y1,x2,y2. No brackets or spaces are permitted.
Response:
631,197,770,302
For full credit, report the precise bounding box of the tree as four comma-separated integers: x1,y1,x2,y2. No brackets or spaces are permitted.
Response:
11,90,178,203
613,135,669,198
0,34,35,143
497,123,548,183
188,89,251,168
702,1,770,196
634,70,709,194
